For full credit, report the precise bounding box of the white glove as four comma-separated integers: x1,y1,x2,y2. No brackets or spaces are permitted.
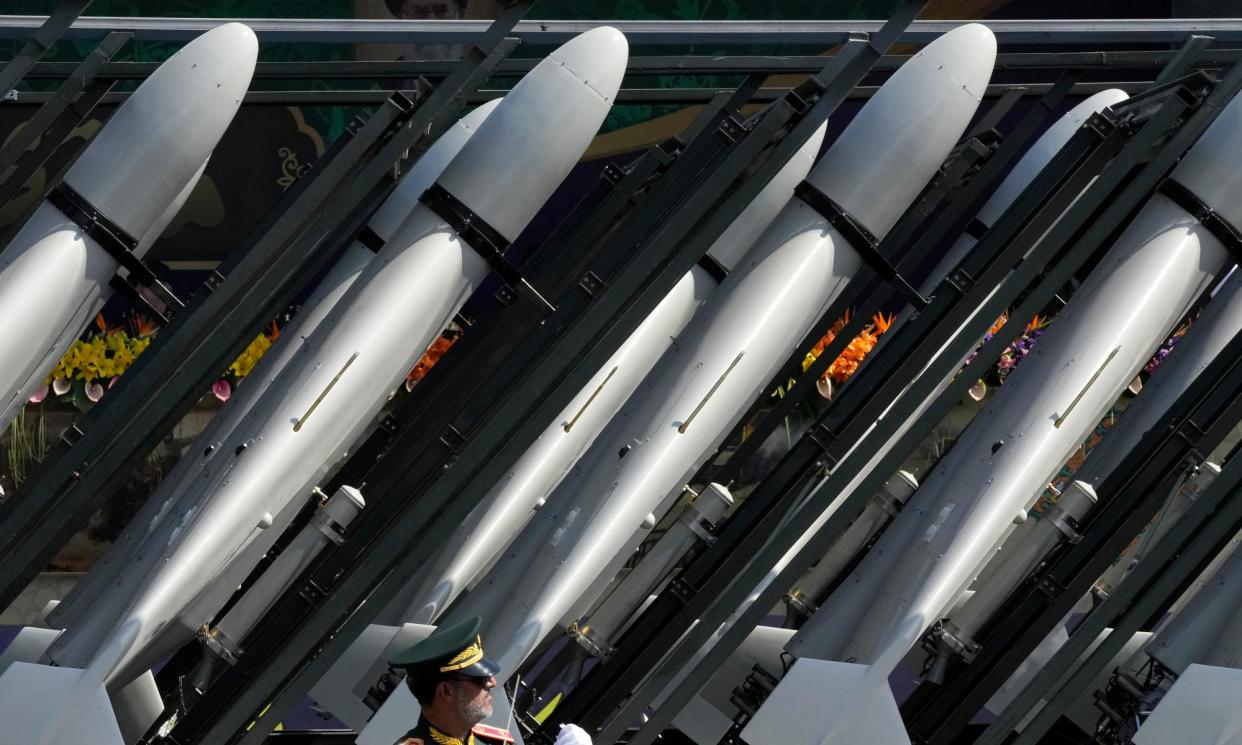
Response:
553,723,593,745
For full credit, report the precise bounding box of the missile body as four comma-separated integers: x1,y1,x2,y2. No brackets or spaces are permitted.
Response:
447,23,998,676
401,122,827,625
0,24,256,433
786,87,1242,688
45,99,502,635
34,27,627,693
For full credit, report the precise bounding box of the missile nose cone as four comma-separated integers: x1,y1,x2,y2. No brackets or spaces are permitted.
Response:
547,25,629,102
202,22,260,87
918,22,997,101
64,22,257,239
435,26,627,240
809,23,996,238
1074,88,1129,122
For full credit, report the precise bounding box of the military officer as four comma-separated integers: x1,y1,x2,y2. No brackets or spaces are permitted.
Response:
389,615,593,745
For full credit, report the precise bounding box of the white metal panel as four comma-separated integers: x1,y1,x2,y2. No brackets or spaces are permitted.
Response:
1133,664,1242,745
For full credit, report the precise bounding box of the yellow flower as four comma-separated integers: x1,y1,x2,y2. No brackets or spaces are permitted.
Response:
228,327,278,378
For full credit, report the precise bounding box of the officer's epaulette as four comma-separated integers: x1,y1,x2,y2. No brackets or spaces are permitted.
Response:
471,723,515,743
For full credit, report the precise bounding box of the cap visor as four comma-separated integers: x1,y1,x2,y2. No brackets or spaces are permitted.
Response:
460,655,500,678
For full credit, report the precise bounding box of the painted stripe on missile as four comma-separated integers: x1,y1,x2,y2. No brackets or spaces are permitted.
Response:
564,366,619,434
677,351,744,434
1054,345,1120,429
293,352,358,432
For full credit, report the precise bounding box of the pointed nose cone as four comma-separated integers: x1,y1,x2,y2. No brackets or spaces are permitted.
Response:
65,22,257,239
548,25,629,104
436,26,628,240
917,22,997,101
200,22,260,93
977,87,1128,228
809,23,996,238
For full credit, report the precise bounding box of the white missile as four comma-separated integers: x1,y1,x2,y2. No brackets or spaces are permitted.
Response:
782,78,1242,742
448,23,997,677
0,28,627,734
0,23,256,433
45,98,502,636
399,121,827,625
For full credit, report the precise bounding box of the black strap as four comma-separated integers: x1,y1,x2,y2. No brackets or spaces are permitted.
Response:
964,217,990,241
356,225,385,252
696,254,729,284
794,180,929,310
47,182,184,322
48,181,138,260
420,183,555,314
1157,178,1242,261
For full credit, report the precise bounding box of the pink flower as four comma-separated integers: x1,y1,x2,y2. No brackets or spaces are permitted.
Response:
28,384,47,403
85,381,104,402
212,379,232,402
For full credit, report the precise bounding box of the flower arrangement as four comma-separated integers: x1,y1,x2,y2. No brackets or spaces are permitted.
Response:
1144,319,1192,375
963,311,1052,395
995,312,1050,381
801,310,895,387
31,313,281,409
405,325,462,391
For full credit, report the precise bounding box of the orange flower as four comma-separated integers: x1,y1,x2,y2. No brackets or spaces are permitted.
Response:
406,333,459,389
131,313,158,338
988,311,1009,337
801,309,895,386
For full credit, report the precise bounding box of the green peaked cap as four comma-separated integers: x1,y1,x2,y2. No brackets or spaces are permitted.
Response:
389,615,500,678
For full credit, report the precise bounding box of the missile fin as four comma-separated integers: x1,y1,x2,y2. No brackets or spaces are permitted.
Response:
740,658,911,745
0,662,123,745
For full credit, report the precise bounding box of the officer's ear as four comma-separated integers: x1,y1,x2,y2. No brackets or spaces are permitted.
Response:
437,679,456,702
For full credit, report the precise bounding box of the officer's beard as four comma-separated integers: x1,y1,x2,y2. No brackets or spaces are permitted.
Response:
452,681,494,725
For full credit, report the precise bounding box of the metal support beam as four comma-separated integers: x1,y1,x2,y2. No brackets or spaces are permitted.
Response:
12,50,1242,84
0,80,1174,108
3,16,1242,45
0,0,91,97
0,31,129,188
